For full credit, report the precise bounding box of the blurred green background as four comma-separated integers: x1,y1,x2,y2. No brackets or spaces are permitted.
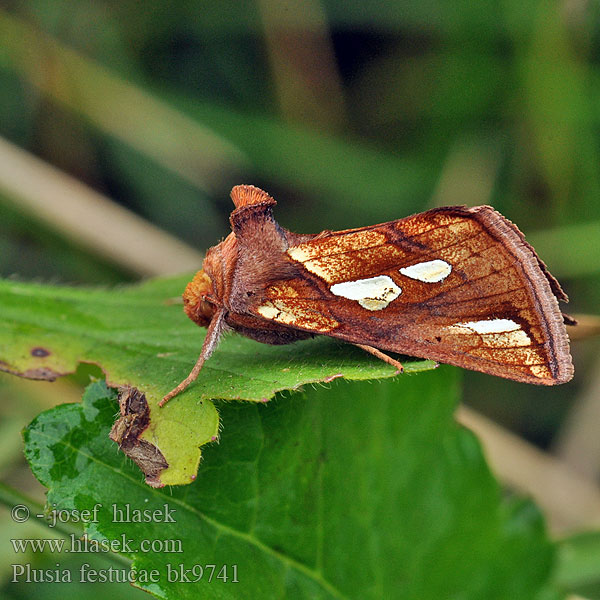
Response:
1,0,600,598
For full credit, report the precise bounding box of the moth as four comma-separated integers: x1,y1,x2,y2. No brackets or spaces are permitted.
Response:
161,185,573,405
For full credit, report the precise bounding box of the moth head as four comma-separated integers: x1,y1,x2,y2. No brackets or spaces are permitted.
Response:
183,269,216,327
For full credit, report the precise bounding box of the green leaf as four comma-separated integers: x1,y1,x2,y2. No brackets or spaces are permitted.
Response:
555,531,600,599
0,276,434,486
22,374,555,599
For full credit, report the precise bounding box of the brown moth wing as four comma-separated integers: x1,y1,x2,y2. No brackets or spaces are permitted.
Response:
249,206,573,385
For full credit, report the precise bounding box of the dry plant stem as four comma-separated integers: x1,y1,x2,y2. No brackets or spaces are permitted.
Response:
160,310,226,406
355,344,404,373
0,8,246,193
258,0,346,133
457,405,600,535
564,313,600,340
554,353,600,479
0,137,203,277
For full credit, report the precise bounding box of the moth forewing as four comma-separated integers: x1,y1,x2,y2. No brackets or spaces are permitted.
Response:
161,186,573,405
273,205,573,386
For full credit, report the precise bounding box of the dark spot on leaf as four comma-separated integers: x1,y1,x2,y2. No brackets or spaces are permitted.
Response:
0,359,61,381
31,347,51,357
23,367,59,381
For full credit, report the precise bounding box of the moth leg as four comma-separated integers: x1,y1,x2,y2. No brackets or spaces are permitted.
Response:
160,310,226,407
355,344,404,373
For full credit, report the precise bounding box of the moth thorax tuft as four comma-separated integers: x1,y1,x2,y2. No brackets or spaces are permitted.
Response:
183,269,216,327
230,185,275,209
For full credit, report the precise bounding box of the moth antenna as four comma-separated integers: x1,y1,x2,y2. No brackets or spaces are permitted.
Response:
160,310,226,407
355,344,405,374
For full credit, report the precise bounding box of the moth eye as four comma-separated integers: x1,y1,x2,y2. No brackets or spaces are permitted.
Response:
246,291,254,297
